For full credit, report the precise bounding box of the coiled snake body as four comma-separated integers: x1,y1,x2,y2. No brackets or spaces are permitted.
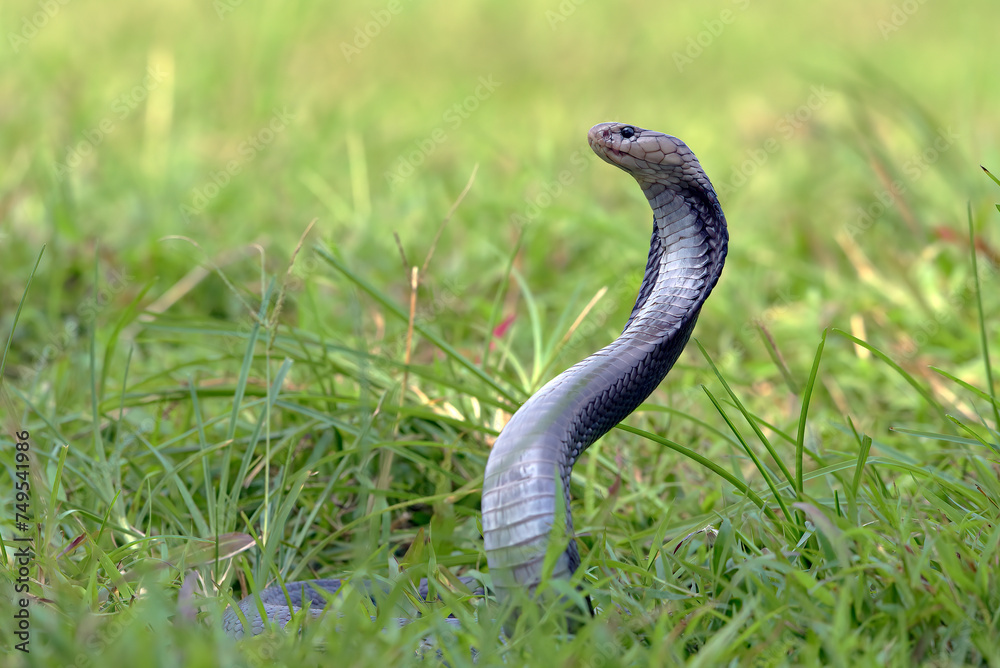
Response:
223,122,728,638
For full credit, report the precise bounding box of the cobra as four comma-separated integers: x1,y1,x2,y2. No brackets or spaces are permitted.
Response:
223,122,728,638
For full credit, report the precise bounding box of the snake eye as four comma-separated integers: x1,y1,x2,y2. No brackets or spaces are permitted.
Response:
620,126,636,139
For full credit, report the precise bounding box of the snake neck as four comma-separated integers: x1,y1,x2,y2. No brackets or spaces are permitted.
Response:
482,185,727,598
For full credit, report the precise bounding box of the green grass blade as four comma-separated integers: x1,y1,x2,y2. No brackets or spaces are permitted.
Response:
616,424,777,521
944,414,999,454
510,269,546,388
831,329,946,419
0,245,45,397
701,386,793,522
982,165,1000,189
696,340,795,488
227,280,273,441
99,280,155,399
796,329,827,496
890,426,986,448
757,323,799,395
967,201,1000,430
928,366,1000,408
850,433,873,497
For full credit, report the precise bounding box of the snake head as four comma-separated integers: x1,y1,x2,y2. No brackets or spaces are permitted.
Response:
588,121,722,218
588,122,711,190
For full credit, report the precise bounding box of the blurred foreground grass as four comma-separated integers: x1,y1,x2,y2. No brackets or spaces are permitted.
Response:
1,0,1000,665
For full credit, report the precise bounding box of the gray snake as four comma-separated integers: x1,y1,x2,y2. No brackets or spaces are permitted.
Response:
222,122,728,639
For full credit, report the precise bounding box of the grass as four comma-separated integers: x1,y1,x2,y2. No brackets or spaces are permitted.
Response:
2,0,1000,665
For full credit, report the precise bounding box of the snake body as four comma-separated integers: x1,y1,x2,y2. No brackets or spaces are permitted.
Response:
482,122,728,609
223,122,728,638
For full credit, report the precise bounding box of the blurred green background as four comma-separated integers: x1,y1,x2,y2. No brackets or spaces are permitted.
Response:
2,0,997,380
2,0,999,665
